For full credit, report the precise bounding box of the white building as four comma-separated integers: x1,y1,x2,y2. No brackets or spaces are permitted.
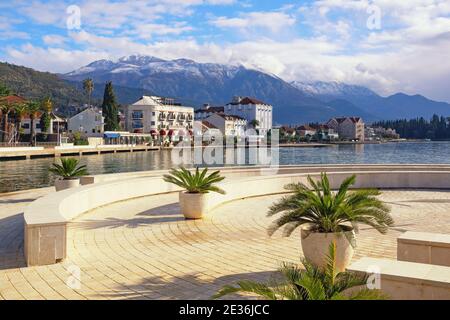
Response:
224,97,273,134
127,96,194,140
68,108,104,137
203,113,247,137
194,104,225,121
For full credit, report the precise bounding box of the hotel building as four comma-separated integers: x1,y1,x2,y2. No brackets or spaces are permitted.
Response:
127,96,194,139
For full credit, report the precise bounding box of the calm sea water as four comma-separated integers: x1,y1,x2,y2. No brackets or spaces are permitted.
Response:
1,141,449,193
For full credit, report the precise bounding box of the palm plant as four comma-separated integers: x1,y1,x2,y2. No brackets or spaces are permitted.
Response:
83,78,94,107
26,100,41,145
13,103,28,140
49,158,88,180
163,167,226,194
267,173,394,237
213,243,387,300
249,119,260,129
0,99,15,142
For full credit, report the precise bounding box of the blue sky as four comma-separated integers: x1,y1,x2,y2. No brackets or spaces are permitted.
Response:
1,0,450,102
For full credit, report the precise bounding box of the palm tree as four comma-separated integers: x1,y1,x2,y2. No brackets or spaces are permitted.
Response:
213,243,387,300
163,167,226,194
0,98,15,143
26,100,41,146
83,78,94,107
267,173,394,237
249,119,260,129
13,103,28,142
40,97,53,134
49,158,88,180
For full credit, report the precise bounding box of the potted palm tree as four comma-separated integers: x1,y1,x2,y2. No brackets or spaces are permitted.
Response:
49,158,89,192
163,167,226,219
267,173,393,272
213,243,387,300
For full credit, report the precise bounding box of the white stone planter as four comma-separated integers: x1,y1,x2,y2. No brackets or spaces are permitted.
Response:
301,227,355,272
55,178,80,192
179,192,209,219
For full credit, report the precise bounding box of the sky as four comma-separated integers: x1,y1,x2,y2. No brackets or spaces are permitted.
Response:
0,0,449,102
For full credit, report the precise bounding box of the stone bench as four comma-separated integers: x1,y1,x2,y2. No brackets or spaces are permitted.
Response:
347,257,450,300
398,232,450,267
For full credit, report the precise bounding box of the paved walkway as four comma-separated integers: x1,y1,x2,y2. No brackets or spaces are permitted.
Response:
0,188,449,300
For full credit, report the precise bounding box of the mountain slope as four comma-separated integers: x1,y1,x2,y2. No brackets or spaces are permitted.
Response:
64,55,372,123
0,62,88,114
291,81,450,120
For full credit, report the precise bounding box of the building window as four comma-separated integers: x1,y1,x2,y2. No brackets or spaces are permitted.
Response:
132,111,144,120
22,123,30,129
151,121,156,126
92,129,96,133
132,120,144,129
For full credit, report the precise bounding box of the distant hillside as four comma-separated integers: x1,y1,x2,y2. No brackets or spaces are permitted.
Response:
0,62,88,115
63,55,368,124
291,81,450,120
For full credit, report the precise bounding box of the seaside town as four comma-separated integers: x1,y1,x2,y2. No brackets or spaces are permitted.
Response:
0,0,449,307
0,85,403,161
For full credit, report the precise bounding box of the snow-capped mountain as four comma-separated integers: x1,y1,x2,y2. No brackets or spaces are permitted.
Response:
291,81,378,99
63,55,450,123
66,55,242,81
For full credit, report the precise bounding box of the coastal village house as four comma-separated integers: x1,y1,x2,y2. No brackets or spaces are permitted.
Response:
21,113,67,135
194,97,273,136
68,107,104,137
202,113,247,137
127,96,194,140
224,97,273,134
326,117,365,141
297,125,317,138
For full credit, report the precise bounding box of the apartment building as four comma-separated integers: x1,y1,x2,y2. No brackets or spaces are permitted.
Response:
127,96,194,139
327,117,365,141
224,97,273,134
203,113,248,137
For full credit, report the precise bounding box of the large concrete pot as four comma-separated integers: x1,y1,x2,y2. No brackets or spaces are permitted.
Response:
179,192,209,219
55,178,80,192
301,227,355,272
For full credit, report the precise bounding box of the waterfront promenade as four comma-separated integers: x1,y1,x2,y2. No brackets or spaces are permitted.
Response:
1,166,450,299
0,145,160,160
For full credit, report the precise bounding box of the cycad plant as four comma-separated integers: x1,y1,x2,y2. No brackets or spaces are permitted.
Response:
49,158,88,180
213,243,387,300
267,173,394,237
163,167,226,194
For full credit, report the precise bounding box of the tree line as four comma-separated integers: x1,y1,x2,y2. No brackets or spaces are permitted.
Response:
0,80,120,145
373,115,450,140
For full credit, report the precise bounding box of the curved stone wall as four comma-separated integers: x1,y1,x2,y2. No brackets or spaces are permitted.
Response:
24,165,450,266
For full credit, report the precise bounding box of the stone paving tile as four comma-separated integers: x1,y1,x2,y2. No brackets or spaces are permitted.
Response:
0,188,450,300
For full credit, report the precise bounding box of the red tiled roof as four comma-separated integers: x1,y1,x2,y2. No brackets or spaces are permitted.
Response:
217,114,246,121
230,97,268,106
297,125,316,131
195,106,224,114
202,121,218,129
333,117,362,124
0,95,27,105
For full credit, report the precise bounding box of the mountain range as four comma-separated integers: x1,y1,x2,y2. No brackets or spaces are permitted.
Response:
63,55,450,124
1,55,449,124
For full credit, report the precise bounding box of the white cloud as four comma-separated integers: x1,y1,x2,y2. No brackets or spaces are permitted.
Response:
3,0,450,103
211,11,296,33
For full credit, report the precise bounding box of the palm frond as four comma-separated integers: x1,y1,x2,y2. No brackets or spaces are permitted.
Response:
163,167,226,194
